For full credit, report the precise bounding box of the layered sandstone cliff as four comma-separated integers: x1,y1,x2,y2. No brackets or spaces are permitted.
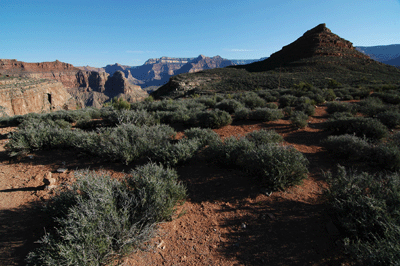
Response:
0,59,148,108
0,76,73,116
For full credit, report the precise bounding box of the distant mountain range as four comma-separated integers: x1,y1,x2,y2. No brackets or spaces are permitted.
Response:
355,44,400,67
78,45,400,92
78,56,264,90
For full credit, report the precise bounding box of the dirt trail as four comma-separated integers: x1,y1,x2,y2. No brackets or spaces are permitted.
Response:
0,106,350,265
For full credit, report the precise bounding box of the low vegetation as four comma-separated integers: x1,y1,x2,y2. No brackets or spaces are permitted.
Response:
4,80,400,264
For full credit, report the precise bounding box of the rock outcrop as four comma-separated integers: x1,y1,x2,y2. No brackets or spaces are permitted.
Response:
0,76,73,116
0,59,148,108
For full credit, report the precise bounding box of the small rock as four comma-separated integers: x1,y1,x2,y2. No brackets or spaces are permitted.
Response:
43,172,56,185
261,188,273,196
241,223,247,229
57,168,67,173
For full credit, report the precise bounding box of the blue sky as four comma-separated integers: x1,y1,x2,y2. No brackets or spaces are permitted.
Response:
1,0,399,67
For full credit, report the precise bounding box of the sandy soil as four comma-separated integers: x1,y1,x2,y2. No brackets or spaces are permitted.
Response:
0,106,353,265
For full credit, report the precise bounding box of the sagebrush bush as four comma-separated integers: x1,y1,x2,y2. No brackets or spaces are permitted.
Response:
356,97,387,117
295,103,315,116
234,107,251,121
322,134,371,160
235,92,266,109
326,101,355,114
245,129,283,145
183,127,220,146
326,166,400,265
290,111,308,128
249,108,284,121
206,131,308,190
329,112,354,120
189,110,232,129
215,99,244,114
376,111,400,129
26,164,186,266
279,95,298,108
150,138,202,166
238,144,309,190
325,117,388,140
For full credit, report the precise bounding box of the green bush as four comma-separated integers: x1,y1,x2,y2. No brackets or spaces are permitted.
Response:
279,95,297,108
326,166,400,265
322,134,371,160
290,111,308,128
325,117,388,140
235,92,266,109
238,144,308,190
265,102,278,109
326,101,355,114
329,112,354,120
295,103,315,116
189,110,232,129
215,99,244,114
245,129,283,145
27,164,186,266
183,127,220,146
150,138,202,166
376,111,400,129
234,107,251,121
356,97,387,117
249,108,284,121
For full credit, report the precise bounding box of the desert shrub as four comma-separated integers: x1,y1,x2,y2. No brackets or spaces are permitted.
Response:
257,90,277,102
249,108,284,121
195,96,217,108
327,79,342,88
189,110,232,129
206,137,255,167
326,166,400,265
326,101,355,114
265,102,278,109
234,107,251,121
102,109,159,126
78,124,175,164
27,164,186,266
322,89,336,101
215,99,244,114
279,95,297,108
325,117,388,140
295,103,315,116
149,138,202,166
322,134,371,160
356,97,387,117
290,111,308,128
235,92,266,109
329,112,355,120
245,129,283,145
371,92,400,105
183,127,220,146
238,144,308,190
376,111,400,129
5,119,74,156
283,106,293,117
369,144,400,171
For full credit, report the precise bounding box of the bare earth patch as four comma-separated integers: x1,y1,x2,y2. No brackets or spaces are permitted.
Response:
0,106,352,265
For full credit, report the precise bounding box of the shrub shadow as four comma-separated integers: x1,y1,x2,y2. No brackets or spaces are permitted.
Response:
0,201,50,266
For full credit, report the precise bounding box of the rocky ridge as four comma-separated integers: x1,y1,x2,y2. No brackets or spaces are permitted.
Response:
240,23,371,72
154,24,400,99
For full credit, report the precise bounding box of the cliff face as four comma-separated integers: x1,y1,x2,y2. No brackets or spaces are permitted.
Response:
0,76,73,116
0,59,148,108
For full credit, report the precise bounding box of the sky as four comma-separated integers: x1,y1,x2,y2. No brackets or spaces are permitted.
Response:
1,0,399,67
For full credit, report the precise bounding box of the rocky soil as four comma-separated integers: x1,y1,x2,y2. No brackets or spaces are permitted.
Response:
0,106,353,265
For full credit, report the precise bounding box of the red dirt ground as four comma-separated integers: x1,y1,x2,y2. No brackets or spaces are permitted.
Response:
0,106,354,265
